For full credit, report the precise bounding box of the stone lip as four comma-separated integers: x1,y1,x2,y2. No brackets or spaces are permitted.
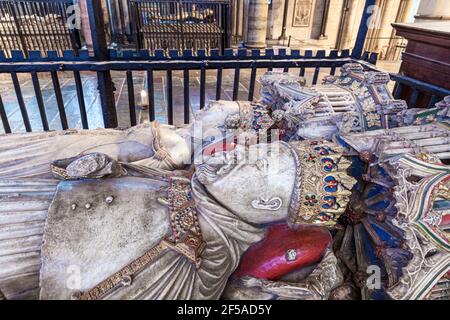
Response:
392,21,450,37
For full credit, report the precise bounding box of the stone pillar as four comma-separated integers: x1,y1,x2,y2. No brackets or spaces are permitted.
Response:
319,0,331,39
375,0,403,57
266,0,284,41
79,0,93,48
237,0,245,41
246,0,269,48
277,0,289,41
232,0,246,46
106,0,121,46
415,0,450,22
339,0,363,50
385,0,416,60
364,0,386,53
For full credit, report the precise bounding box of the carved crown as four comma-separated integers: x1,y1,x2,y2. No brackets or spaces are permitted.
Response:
287,140,357,227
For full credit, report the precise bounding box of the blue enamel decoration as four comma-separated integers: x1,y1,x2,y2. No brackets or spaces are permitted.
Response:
324,176,338,192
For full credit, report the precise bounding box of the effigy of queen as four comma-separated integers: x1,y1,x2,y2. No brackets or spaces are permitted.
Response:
0,64,448,300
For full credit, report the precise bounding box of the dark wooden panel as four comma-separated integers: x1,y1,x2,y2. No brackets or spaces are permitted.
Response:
393,22,450,106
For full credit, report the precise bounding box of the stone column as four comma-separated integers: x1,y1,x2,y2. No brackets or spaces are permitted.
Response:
385,0,416,60
265,0,284,41
237,0,245,42
79,0,93,48
339,0,363,50
231,0,238,45
277,0,289,41
319,0,331,39
246,0,269,48
232,0,246,46
105,0,121,46
415,0,450,22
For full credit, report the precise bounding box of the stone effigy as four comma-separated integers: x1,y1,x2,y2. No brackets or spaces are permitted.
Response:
0,63,449,300
1,127,446,300
0,140,356,299
0,122,185,179
0,100,277,180
222,133,449,300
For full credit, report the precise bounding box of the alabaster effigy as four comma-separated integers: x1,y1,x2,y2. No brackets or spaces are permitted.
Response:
0,63,449,300
0,99,279,180
0,140,356,300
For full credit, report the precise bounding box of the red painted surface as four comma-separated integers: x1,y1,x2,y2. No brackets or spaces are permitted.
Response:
202,140,237,156
440,213,450,227
233,223,332,280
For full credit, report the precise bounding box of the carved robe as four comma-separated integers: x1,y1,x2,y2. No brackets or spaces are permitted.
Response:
0,122,188,180
0,174,265,300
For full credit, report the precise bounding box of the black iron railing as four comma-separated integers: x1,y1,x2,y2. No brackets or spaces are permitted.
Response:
0,48,448,135
0,0,81,57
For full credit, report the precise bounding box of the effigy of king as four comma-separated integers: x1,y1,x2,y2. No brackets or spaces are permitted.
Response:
0,135,355,299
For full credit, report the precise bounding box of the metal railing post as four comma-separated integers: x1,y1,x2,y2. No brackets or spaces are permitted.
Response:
87,0,118,128
10,1,28,57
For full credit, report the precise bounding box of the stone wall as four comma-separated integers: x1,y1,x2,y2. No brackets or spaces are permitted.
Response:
364,0,418,60
238,0,420,59
264,0,368,50
415,0,450,21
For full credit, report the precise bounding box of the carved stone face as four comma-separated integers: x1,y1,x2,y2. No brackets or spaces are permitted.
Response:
197,141,296,225
191,100,240,143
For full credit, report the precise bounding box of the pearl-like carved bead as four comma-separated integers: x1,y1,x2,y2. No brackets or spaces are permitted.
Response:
105,196,114,204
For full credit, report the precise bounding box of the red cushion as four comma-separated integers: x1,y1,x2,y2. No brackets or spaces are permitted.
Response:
233,223,332,280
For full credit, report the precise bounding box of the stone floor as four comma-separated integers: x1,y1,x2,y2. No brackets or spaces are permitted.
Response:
0,61,401,134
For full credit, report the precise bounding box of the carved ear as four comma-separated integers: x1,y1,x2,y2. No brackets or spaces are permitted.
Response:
251,197,283,211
